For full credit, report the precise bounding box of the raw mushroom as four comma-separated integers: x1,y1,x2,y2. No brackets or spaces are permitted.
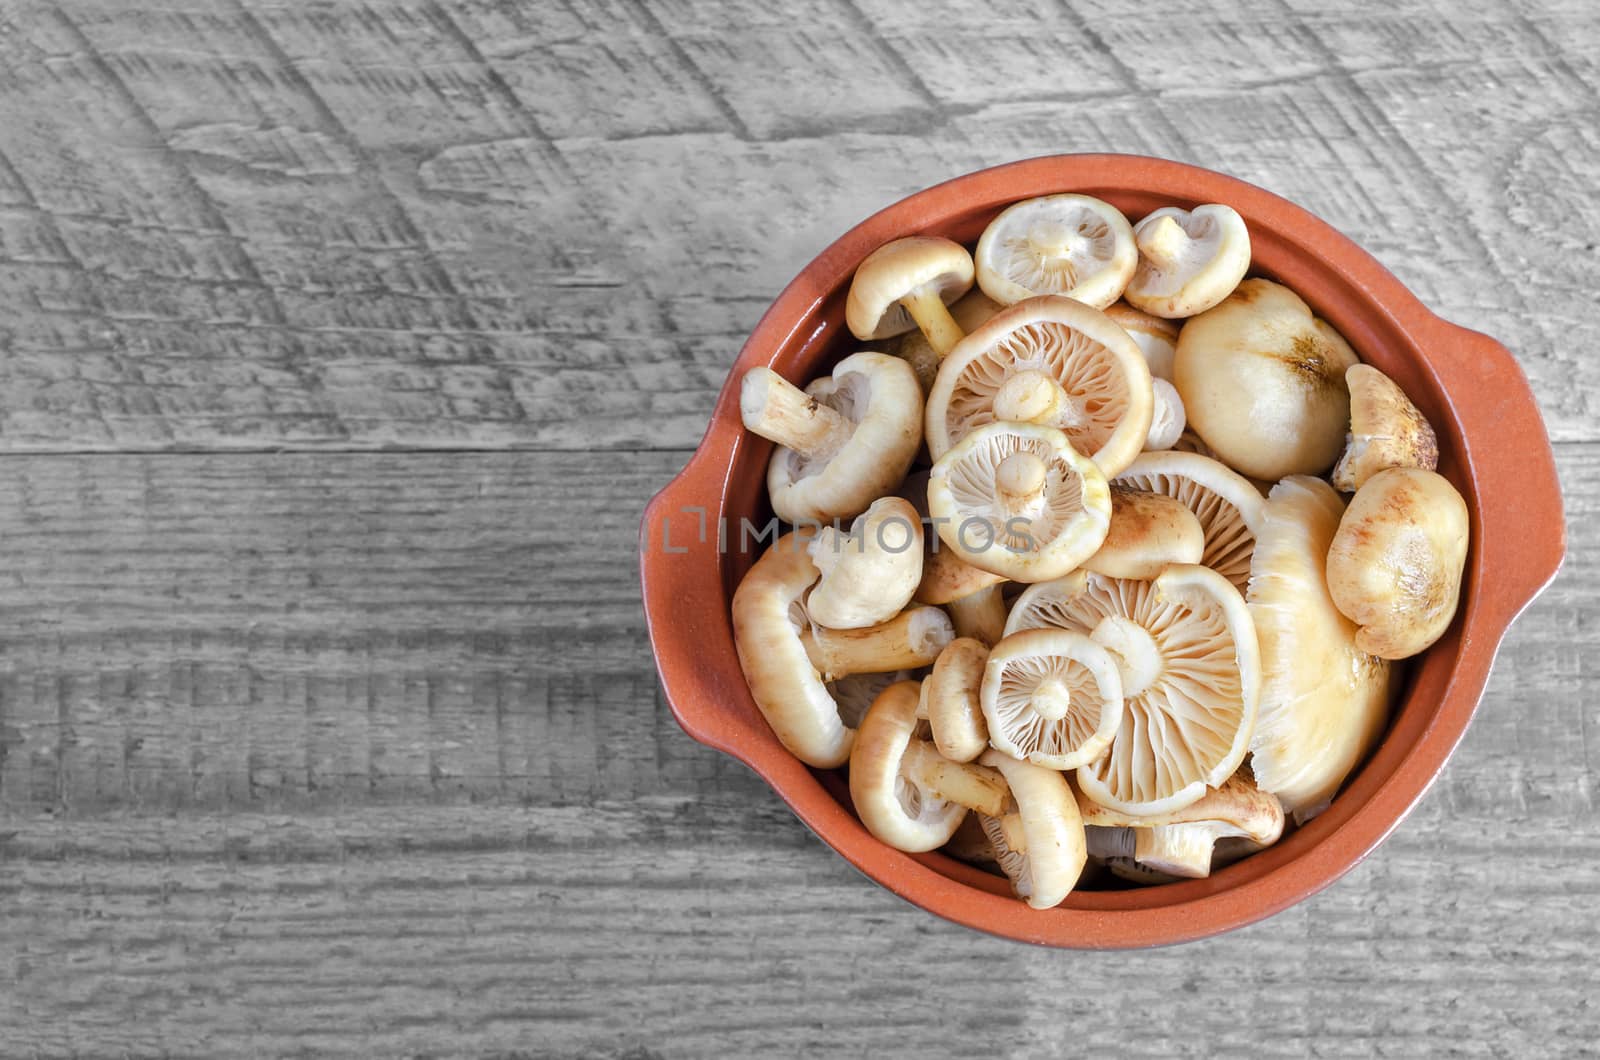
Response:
1326,468,1470,659
925,295,1154,477
741,352,923,525
1082,486,1206,580
1331,364,1440,492
801,605,955,682
1124,205,1251,319
897,468,1010,644
828,670,915,729
976,749,1088,909
731,530,852,767
1247,476,1395,822
926,421,1112,583
1104,451,1267,595
974,194,1137,309
1145,378,1187,451
846,237,976,358
806,496,923,629
1077,770,1285,879
1006,566,1261,815
919,637,991,762
1173,279,1360,481
850,680,1011,853
980,628,1125,771
1104,302,1179,381
893,289,1004,394
943,584,1008,646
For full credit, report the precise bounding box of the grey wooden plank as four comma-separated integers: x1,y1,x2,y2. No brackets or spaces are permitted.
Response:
0,0,1590,451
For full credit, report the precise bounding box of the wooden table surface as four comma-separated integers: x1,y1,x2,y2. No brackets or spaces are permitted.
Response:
2,0,1595,1055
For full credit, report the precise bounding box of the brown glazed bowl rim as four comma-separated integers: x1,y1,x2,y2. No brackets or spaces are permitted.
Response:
639,154,1565,948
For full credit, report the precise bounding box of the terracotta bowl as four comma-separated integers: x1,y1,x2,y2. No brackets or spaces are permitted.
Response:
638,155,1564,948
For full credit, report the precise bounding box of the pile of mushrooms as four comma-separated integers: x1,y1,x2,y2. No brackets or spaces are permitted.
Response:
728,192,1470,908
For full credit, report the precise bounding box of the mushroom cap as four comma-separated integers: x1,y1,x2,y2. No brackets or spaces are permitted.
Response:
977,748,1087,909
1144,378,1187,451
1247,476,1396,822
921,637,991,762
1007,566,1261,816
1124,204,1251,319
974,194,1137,310
1173,279,1361,481
806,496,924,629
1104,450,1267,595
1331,364,1440,492
767,351,923,525
893,289,1005,393
926,421,1111,583
1326,468,1470,659
1082,486,1206,580
731,530,853,768
1104,301,1180,381
980,628,1125,770
849,680,968,852
846,236,976,341
925,295,1154,475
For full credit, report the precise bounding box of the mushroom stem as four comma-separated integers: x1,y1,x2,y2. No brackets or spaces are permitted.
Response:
993,370,1083,430
1030,219,1087,261
1136,215,1188,269
1090,614,1164,697
802,605,954,680
740,367,852,459
1029,676,1073,722
944,584,1007,646
1133,823,1220,879
995,451,1048,514
900,286,966,359
900,739,1009,817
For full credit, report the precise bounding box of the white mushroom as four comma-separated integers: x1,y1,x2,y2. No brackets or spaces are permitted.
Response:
806,496,923,629
919,637,990,763
1081,486,1206,580
847,237,976,357
741,352,923,525
976,749,1088,909
1103,302,1179,381
1145,378,1187,451
1246,476,1395,823
1173,279,1360,481
1331,364,1440,492
1124,205,1251,319
1007,566,1261,816
1077,770,1285,879
925,295,1154,477
980,628,1125,771
926,421,1111,583
1325,468,1470,660
974,194,1137,310
801,605,954,682
850,680,1011,853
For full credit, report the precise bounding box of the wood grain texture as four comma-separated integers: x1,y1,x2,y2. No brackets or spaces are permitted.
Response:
0,0,1596,1055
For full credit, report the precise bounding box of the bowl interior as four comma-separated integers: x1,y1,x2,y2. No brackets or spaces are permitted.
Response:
714,170,1470,913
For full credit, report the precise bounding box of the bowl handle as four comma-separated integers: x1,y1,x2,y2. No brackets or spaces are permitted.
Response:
1425,317,1566,628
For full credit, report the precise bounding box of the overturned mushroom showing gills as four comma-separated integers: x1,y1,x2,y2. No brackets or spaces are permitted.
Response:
1124,205,1251,319
920,637,991,763
1082,486,1206,580
851,681,1010,853
731,530,852,768
977,749,1087,909
741,352,923,525
1106,451,1266,595
847,237,976,358
1326,468,1470,660
1007,566,1260,815
974,194,1138,310
1077,770,1285,879
926,421,1111,583
806,496,924,629
1331,364,1440,492
981,628,1124,771
1174,279,1360,481
1247,476,1395,823
925,295,1153,476
801,605,954,682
